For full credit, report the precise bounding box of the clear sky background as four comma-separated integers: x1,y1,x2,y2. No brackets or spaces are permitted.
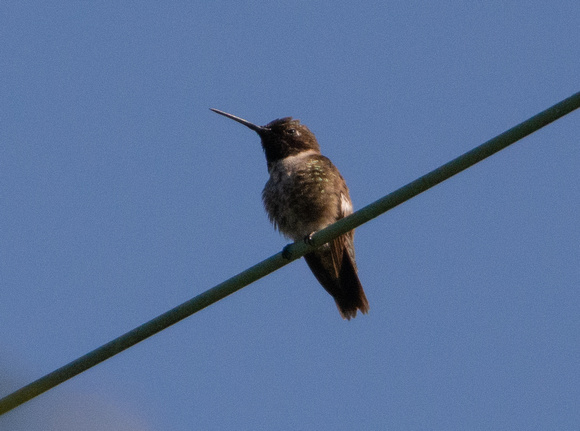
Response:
1,2,578,430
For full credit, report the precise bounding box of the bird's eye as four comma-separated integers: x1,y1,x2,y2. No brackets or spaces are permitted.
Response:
287,128,297,135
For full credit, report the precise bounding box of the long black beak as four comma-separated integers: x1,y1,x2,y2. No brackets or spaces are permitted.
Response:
210,108,265,134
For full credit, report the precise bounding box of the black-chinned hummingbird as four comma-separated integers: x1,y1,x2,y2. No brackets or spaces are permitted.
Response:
211,108,369,320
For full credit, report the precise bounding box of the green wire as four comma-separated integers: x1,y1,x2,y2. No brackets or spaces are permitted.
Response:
1,91,578,415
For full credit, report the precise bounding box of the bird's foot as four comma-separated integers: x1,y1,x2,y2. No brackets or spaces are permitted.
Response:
304,232,316,246
282,244,293,260
283,233,317,260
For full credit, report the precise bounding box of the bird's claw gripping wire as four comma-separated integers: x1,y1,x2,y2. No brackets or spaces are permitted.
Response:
304,232,316,246
281,232,317,260
282,244,293,260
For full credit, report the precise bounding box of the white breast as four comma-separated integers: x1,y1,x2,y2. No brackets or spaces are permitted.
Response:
268,149,319,175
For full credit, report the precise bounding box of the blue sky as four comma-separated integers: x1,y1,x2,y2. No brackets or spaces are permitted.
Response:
1,2,578,430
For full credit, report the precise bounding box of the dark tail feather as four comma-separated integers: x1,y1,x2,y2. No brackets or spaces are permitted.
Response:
304,238,369,320
334,248,369,320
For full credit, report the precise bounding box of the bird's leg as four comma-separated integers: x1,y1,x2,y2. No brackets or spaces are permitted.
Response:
283,232,317,260
304,232,316,246
282,244,293,260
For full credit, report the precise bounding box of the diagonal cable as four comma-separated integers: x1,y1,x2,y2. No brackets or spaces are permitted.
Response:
0,91,578,415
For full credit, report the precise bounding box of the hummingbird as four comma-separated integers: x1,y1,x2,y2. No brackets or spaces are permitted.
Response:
211,108,369,320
